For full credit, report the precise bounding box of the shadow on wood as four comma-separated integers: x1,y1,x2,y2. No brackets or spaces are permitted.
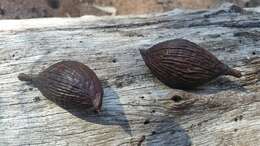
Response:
66,87,132,136
146,117,192,146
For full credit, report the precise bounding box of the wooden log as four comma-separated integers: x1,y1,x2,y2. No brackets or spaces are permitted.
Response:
0,4,259,146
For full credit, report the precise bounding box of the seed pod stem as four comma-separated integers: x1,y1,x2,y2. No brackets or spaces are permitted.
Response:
95,108,101,114
224,68,242,78
18,73,37,82
92,92,102,113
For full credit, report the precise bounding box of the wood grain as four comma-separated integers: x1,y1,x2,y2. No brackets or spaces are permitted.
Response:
0,4,259,146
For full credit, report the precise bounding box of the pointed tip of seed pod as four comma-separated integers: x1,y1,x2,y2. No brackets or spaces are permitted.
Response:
225,68,242,78
18,73,33,82
92,92,103,114
139,49,147,58
95,108,101,114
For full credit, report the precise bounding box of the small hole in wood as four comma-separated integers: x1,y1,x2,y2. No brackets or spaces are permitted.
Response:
151,110,155,113
239,115,243,120
140,96,144,99
144,119,150,125
234,115,243,122
33,96,41,102
171,95,182,102
112,58,117,63
151,131,156,135
252,51,256,55
115,82,123,88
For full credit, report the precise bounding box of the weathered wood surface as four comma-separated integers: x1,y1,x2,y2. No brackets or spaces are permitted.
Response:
0,4,259,146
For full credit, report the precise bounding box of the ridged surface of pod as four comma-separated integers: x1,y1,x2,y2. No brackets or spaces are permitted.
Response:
140,39,242,89
18,61,103,112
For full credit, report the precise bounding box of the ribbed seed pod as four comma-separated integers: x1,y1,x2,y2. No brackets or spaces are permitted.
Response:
18,61,103,112
140,39,242,89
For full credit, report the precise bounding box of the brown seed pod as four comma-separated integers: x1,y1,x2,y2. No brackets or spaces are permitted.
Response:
18,61,103,112
140,39,242,89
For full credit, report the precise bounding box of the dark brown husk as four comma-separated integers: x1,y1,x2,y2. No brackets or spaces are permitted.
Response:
18,61,103,112
140,39,241,89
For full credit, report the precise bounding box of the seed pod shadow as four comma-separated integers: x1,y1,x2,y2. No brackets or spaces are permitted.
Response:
66,86,132,136
146,117,191,146
197,76,247,93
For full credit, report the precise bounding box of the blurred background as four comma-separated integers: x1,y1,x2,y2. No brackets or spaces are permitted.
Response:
0,0,259,19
